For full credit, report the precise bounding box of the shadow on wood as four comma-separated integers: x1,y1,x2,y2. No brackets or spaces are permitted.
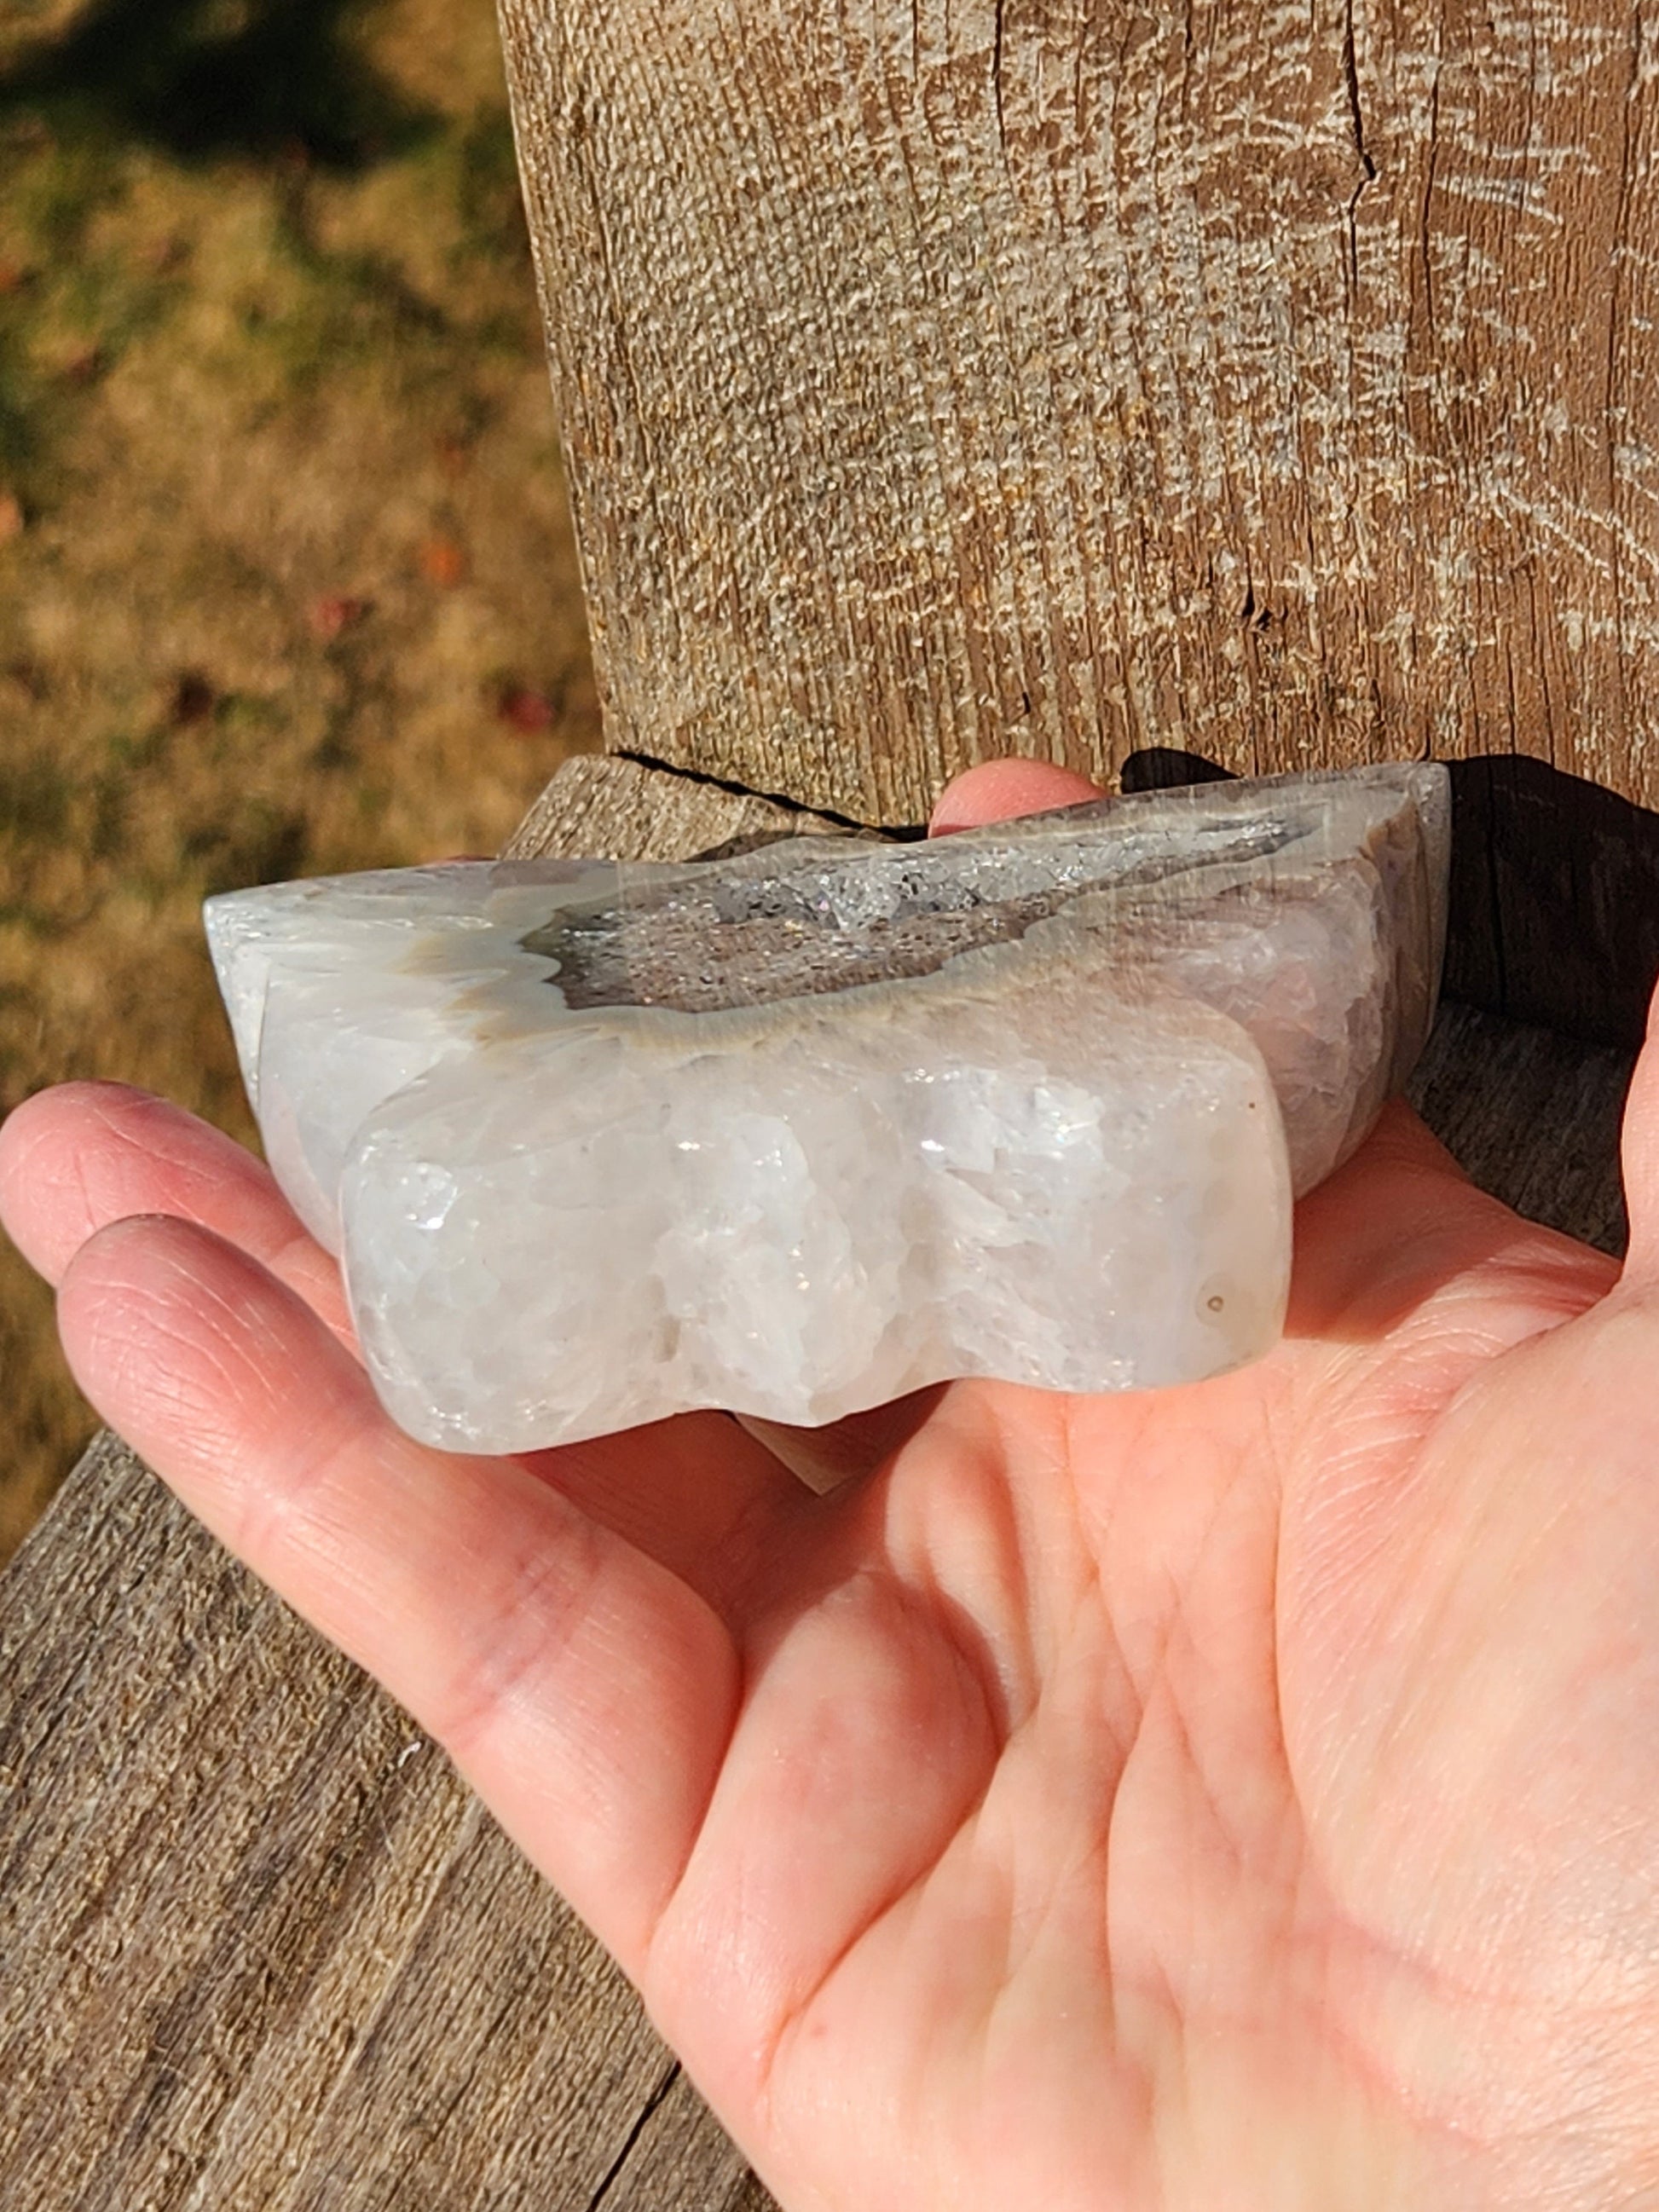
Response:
1123,748,1659,1052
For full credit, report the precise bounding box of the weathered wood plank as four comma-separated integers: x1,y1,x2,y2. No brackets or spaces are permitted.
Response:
0,1432,664,2212
1406,1001,1634,1259
0,754,1638,2209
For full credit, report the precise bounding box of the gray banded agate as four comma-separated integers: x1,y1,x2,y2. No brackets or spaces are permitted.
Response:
205,764,1448,1450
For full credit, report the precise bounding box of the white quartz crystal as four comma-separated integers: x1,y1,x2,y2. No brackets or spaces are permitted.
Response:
205,764,1448,1450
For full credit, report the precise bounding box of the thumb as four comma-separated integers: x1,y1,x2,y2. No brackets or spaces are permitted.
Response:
1619,980,1659,1285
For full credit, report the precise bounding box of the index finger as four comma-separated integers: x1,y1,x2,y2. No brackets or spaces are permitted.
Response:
55,1210,747,1976
0,1081,354,1343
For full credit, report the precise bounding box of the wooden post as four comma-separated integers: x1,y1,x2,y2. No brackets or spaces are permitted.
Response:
0,3,1655,2201
500,0,1659,825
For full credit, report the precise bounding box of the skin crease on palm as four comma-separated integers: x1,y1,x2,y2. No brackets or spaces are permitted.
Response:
7,760,1659,2210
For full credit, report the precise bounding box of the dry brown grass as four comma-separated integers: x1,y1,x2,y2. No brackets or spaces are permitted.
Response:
0,0,599,1561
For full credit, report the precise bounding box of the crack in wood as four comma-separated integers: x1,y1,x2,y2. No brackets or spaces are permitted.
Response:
1340,0,1377,183
584,2059,682,2209
1341,0,1378,290
611,748,926,838
990,0,1007,147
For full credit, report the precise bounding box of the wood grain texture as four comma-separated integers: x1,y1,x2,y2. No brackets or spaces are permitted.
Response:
1406,998,1634,1256
498,0,1659,823
0,753,1638,2208
0,759,790,2212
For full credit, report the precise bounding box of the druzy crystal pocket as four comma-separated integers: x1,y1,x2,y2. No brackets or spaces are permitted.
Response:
205,764,1448,1449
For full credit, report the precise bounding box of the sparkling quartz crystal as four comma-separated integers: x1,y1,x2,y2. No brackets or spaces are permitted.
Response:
205,764,1449,1450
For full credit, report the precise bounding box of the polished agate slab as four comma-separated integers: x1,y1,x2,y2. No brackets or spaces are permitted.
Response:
205,764,1448,1449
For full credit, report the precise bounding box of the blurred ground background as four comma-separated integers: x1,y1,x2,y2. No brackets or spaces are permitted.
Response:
0,0,600,1560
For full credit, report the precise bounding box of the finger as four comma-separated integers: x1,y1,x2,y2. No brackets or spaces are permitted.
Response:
929,757,1102,834
1621,981,1659,1287
0,1081,353,1343
56,1212,742,1972
0,1087,812,1600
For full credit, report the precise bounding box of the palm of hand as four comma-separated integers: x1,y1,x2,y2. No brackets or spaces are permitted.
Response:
650,1112,1649,2212
7,771,1659,2212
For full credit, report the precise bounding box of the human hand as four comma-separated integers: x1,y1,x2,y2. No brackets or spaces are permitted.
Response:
4,761,1657,2210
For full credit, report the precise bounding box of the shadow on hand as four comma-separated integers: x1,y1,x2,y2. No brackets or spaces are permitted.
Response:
736,1386,951,1495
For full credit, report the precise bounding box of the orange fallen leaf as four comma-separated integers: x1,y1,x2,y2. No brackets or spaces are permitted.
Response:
417,535,466,587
